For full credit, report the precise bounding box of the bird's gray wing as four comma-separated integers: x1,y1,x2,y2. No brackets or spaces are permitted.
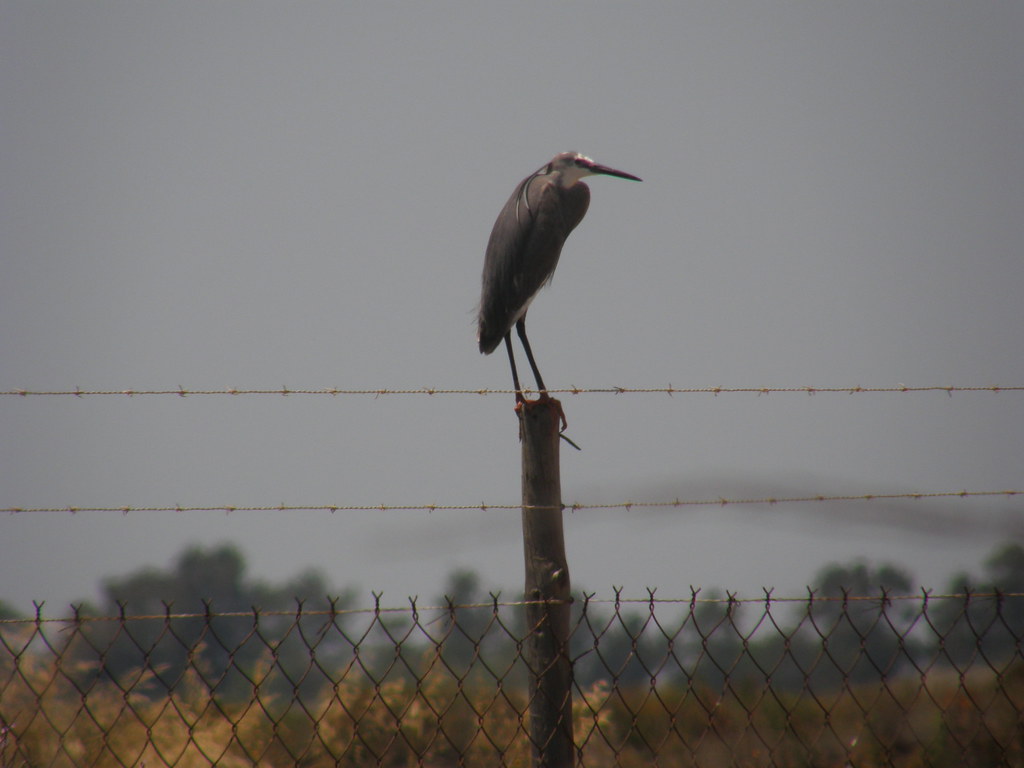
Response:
478,177,589,353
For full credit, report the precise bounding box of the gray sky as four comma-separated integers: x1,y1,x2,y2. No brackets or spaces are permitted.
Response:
2,2,1022,611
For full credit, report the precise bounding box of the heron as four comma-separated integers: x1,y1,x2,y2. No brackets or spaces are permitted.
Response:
477,152,642,401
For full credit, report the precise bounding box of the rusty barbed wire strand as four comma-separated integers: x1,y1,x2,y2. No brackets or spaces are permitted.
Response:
3,490,1018,515
1,385,1022,397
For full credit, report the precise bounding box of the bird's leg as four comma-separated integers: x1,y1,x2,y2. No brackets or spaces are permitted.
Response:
503,333,524,403
515,317,575,441
515,317,547,394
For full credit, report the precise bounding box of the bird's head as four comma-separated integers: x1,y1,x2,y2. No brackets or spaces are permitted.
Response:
546,152,643,186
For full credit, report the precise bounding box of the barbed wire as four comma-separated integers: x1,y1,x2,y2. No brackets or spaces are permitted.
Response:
2,385,1021,398
3,490,1018,515
4,590,1022,625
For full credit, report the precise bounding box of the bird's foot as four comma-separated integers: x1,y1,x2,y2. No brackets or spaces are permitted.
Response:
512,388,546,406
541,395,583,450
534,391,567,432
514,393,581,451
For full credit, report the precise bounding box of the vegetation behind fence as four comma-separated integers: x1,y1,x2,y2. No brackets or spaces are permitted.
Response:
3,578,1023,767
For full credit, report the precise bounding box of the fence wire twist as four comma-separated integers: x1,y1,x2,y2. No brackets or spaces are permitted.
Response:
2,592,1022,767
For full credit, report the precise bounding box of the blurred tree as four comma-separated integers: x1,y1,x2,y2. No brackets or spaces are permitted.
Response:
435,569,484,672
930,543,1024,668
572,592,686,689
794,560,918,690
64,543,354,702
432,569,521,680
0,601,22,621
984,543,1024,591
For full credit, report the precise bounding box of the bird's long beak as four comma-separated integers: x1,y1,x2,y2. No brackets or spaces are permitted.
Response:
590,163,642,182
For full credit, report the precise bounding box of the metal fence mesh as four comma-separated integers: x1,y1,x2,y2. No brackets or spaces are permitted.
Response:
2,591,1022,767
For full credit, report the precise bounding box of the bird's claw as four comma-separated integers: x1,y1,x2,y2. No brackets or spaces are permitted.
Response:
513,393,581,450
537,392,568,433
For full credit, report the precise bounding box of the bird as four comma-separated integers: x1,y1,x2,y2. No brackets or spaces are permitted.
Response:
477,152,642,401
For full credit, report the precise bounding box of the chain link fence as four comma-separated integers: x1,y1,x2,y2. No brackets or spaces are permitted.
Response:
2,590,1022,767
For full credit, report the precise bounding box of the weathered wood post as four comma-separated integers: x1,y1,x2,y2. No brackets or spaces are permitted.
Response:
519,397,574,768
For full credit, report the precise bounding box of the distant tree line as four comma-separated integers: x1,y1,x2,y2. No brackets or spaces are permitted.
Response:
7,542,1022,704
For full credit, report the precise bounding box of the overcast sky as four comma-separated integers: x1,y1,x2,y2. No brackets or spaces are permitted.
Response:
2,2,1022,612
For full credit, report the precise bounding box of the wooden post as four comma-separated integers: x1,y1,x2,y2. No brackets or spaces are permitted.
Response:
519,397,574,768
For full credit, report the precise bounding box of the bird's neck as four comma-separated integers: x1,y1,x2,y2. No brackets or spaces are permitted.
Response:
549,166,590,188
